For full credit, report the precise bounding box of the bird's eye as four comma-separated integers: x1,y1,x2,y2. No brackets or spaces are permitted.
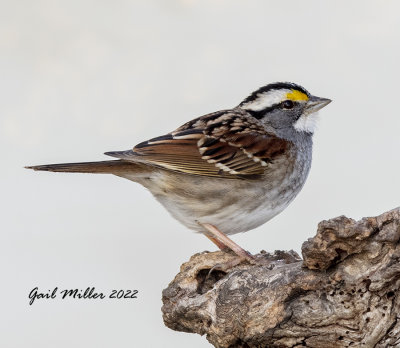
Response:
282,100,294,109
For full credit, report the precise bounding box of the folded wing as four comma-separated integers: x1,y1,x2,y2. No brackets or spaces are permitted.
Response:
105,111,291,179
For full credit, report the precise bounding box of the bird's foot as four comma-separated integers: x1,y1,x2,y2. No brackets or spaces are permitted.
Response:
200,222,255,260
208,253,255,275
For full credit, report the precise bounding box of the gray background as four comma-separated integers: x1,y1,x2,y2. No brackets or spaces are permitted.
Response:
2,1,399,347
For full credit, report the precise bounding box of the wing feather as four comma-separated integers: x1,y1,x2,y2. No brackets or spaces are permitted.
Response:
105,110,291,179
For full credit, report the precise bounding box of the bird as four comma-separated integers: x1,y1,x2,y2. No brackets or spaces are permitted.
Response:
26,82,331,265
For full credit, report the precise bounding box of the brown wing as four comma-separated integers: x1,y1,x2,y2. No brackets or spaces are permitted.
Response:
105,110,291,179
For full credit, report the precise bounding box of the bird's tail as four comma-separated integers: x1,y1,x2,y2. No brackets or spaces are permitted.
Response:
25,160,144,174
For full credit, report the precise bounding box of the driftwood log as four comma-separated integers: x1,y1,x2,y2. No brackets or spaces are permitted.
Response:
162,208,400,347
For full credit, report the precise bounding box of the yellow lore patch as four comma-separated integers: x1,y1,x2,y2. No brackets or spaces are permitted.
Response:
286,90,309,101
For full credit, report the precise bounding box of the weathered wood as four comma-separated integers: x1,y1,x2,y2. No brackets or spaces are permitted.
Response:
162,208,400,347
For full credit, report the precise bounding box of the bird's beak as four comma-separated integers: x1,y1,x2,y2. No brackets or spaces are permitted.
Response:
305,96,332,114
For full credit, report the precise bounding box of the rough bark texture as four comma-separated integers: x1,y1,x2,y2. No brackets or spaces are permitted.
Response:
162,208,400,347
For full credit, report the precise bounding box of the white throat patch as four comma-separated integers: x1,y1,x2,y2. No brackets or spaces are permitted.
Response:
294,111,320,133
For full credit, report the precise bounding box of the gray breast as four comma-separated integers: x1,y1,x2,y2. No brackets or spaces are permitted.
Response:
129,135,313,235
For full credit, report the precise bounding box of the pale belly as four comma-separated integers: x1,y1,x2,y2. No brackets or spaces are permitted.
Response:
121,153,311,235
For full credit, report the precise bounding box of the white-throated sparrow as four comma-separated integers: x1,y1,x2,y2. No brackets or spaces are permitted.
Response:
27,82,331,262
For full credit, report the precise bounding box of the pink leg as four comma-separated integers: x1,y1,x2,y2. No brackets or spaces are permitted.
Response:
200,223,255,262
205,234,229,251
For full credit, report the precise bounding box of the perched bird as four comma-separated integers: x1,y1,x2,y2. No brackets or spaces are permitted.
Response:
26,82,331,264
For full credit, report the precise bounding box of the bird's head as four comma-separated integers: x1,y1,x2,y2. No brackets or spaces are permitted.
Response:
238,82,331,135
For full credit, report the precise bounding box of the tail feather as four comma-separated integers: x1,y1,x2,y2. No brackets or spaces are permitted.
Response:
25,160,142,174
